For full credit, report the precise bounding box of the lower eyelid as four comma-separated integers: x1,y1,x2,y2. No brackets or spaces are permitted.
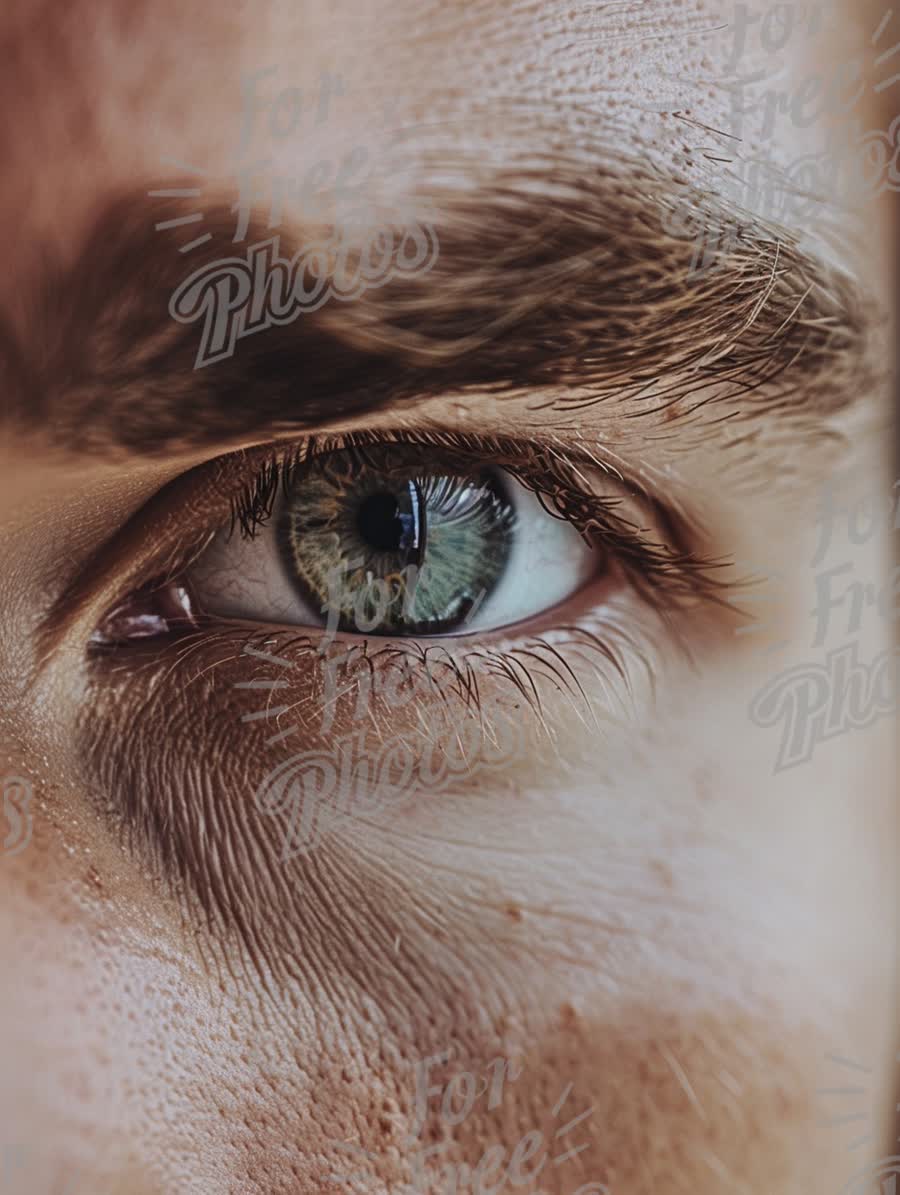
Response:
82,593,666,811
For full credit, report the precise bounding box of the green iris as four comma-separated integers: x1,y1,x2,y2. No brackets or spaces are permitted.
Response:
277,444,516,635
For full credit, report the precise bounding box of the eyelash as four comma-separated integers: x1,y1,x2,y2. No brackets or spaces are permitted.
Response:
224,426,724,612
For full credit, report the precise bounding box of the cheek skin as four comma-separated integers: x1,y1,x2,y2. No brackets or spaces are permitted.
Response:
0,817,886,1195
203,827,879,1195
284,679,889,1195
0,842,207,1194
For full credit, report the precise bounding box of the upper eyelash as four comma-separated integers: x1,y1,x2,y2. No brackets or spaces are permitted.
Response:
226,427,733,609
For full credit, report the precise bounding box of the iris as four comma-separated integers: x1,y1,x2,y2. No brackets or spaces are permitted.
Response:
277,444,516,635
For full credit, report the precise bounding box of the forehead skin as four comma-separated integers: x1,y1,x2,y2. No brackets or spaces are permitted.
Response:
0,0,889,293
0,3,896,1195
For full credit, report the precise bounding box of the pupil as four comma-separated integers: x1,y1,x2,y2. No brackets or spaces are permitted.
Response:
357,488,420,553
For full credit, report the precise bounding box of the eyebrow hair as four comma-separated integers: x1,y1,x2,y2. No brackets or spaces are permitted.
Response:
0,137,884,460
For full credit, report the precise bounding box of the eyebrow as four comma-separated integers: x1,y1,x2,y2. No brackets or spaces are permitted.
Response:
0,142,883,459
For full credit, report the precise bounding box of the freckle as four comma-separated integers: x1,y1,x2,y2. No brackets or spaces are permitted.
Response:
504,902,523,922
559,1002,579,1030
651,858,675,889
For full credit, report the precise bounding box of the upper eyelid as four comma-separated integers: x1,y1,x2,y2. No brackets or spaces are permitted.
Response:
40,430,593,651
228,429,642,534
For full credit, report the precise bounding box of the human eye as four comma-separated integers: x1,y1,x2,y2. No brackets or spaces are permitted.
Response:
181,436,598,637
92,428,717,655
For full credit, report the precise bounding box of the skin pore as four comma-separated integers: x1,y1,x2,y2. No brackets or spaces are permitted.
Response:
0,2,896,1193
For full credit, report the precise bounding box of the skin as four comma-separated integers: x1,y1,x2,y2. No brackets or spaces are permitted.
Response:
0,2,897,1193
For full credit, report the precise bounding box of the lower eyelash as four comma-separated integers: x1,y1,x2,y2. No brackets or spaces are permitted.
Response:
190,587,670,753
